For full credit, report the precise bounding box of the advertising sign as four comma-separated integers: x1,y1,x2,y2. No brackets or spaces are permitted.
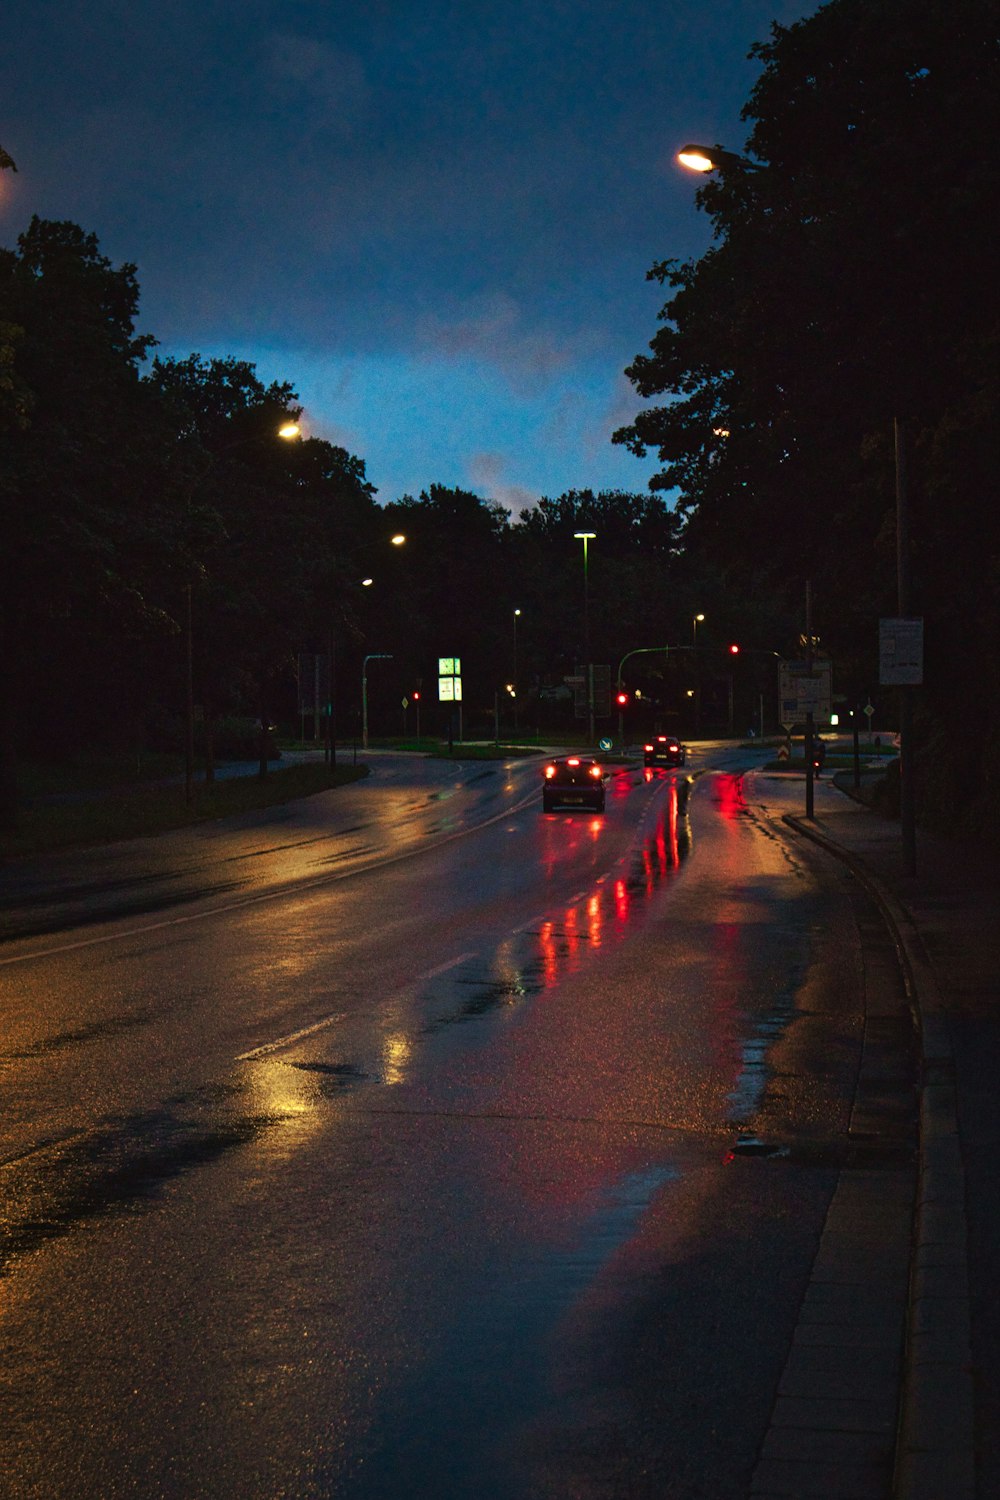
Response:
438,656,462,703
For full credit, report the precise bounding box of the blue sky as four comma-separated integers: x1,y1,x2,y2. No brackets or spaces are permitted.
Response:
2,0,811,512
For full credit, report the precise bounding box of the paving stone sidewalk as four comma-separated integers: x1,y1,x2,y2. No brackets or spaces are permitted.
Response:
782,789,998,1500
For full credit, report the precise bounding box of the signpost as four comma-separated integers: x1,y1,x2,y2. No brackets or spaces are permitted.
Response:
439,657,462,751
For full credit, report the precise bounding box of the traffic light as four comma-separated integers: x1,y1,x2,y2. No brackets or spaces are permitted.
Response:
412,690,421,701
728,643,740,655
616,689,630,707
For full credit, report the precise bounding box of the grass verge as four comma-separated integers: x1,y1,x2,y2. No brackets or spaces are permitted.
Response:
2,762,369,860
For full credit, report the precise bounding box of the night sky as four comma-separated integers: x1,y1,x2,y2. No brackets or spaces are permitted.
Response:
3,0,810,512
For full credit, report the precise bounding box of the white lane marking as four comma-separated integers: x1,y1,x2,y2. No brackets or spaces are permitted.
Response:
234,951,476,1062
236,1014,348,1061
421,951,476,980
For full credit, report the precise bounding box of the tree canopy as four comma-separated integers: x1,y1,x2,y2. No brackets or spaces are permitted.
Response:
615,0,999,831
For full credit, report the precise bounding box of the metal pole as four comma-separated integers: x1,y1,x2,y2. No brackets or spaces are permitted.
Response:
895,416,917,875
575,532,596,744
805,580,815,820
513,610,520,732
184,583,194,806
361,653,393,751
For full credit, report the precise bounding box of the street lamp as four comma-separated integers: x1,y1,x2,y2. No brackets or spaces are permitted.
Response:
692,614,705,739
330,540,405,764
362,653,393,749
512,609,522,732
677,143,759,174
184,416,302,804
574,531,597,742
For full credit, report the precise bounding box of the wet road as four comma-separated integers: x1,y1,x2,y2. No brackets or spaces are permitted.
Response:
0,750,870,1498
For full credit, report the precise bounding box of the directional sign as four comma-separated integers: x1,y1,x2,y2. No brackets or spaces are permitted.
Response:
599,737,612,752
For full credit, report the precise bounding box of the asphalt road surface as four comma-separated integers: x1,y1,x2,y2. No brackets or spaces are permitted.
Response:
0,747,877,1498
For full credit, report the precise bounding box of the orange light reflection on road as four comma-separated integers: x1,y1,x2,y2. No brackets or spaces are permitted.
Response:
614,877,630,929
587,893,603,950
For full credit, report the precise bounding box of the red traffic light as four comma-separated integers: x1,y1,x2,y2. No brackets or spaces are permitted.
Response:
412,690,421,700
728,643,740,655
616,690,629,706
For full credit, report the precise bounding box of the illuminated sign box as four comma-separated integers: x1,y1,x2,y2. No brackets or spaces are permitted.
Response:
438,656,462,702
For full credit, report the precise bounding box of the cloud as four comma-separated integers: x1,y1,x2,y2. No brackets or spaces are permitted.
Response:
265,33,371,123
414,293,587,391
467,451,539,515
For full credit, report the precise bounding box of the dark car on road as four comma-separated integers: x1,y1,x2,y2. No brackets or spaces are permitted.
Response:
643,734,684,768
542,755,606,813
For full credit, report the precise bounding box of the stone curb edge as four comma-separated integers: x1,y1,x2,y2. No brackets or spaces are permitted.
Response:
782,814,976,1500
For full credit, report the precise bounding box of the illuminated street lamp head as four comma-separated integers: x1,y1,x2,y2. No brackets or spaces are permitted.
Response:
677,143,757,174
390,533,406,546
277,421,301,439
695,612,705,623
573,531,597,540
361,577,374,587
677,144,716,172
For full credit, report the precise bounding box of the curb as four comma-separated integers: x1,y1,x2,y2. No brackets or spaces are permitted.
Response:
783,815,976,1500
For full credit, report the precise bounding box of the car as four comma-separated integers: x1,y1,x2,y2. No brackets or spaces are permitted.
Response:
643,734,684,768
542,755,606,812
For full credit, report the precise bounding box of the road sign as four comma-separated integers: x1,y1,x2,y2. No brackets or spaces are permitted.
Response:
863,701,875,720
573,664,612,720
599,737,612,752
779,658,833,721
879,618,923,685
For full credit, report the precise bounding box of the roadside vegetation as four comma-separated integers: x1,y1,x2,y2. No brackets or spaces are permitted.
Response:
3,756,369,859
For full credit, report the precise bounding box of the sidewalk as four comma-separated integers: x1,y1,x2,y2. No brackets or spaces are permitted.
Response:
781,782,998,1500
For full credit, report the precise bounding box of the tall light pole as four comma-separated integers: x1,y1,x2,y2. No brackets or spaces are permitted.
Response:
692,613,705,738
512,608,521,732
574,531,596,743
184,418,301,803
362,654,393,749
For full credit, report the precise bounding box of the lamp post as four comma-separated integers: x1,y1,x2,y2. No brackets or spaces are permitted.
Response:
692,613,705,738
512,608,521,732
574,531,596,742
327,535,404,769
362,654,393,749
183,417,301,803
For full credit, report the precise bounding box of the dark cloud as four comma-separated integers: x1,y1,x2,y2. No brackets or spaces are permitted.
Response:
2,0,810,497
